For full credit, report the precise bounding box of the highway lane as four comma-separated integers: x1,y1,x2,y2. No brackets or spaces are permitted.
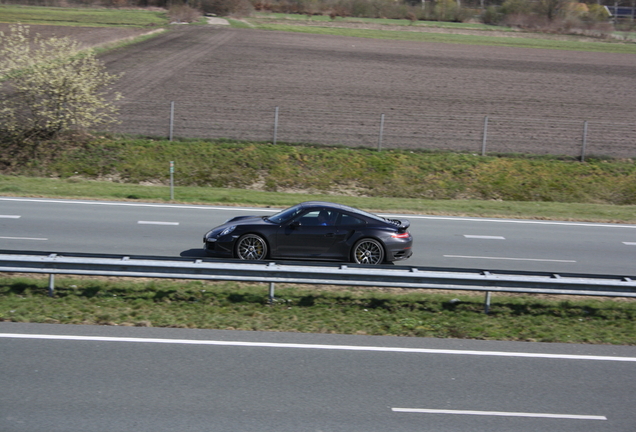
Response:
1,196,635,275
1,323,636,432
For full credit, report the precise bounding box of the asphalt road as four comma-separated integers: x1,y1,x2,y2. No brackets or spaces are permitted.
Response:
1,197,635,275
1,322,636,432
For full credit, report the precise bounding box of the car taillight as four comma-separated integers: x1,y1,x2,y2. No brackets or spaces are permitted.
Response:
392,232,410,239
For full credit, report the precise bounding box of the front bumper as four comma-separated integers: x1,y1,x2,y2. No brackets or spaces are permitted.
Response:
203,236,235,258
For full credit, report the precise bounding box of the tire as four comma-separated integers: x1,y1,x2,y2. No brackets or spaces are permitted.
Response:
352,238,384,265
236,234,268,260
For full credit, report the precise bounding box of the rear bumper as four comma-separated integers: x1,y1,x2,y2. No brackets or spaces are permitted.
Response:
388,247,413,261
383,234,413,262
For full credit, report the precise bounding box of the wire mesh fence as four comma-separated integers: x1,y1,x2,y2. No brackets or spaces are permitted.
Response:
108,100,636,159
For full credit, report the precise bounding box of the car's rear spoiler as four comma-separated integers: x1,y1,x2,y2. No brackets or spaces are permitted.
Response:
388,218,410,231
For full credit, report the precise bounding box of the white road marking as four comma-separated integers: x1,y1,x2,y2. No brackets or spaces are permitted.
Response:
0,236,47,241
0,197,275,212
1,198,635,229
391,408,607,421
137,221,179,226
0,215,21,219
624,242,636,245
445,255,576,263
1,333,635,362
381,213,636,229
464,235,505,240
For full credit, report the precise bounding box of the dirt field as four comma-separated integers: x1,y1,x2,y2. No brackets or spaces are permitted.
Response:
0,23,157,49
5,23,636,156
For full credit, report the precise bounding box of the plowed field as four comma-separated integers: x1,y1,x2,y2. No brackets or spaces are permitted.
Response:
7,24,636,156
0,23,156,49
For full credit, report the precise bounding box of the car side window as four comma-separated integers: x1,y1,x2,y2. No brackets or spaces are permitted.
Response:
298,210,336,226
340,214,364,226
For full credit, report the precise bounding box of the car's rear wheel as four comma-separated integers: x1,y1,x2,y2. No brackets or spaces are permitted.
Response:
352,238,384,265
236,234,268,260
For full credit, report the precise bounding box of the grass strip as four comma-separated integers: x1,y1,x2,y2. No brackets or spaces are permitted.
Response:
1,275,634,344
2,174,636,223
251,13,511,31
245,22,636,53
2,138,635,222
0,5,168,27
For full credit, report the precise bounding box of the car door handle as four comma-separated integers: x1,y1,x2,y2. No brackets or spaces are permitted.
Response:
325,233,335,237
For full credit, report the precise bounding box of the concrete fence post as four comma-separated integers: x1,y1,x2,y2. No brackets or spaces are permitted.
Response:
169,101,175,141
378,113,385,151
581,120,588,162
481,115,489,156
273,106,279,145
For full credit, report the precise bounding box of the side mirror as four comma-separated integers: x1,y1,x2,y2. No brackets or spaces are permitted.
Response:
290,221,301,229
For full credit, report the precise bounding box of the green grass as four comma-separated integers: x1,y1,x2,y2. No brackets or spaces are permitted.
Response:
0,5,168,27
244,21,636,53
3,138,635,222
251,12,511,31
239,12,636,54
1,276,634,344
2,174,636,223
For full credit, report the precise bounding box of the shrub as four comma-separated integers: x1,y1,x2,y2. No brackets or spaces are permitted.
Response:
480,5,504,24
168,4,202,22
585,3,610,22
200,0,254,16
0,24,121,165
432,0,472,22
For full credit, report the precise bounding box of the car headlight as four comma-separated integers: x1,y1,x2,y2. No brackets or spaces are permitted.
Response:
219,225,236,237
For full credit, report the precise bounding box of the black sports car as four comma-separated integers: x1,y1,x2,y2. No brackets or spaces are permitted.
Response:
203,201,413,265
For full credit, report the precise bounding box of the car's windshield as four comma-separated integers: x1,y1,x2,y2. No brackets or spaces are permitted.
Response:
266,204,304,224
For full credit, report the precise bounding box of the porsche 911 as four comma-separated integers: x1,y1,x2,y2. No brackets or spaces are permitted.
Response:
203,201,413,265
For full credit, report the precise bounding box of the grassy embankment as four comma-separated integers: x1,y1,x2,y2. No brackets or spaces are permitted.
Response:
1,7,635,343
3,139,636,221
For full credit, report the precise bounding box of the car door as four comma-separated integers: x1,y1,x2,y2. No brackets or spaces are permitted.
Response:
275,209,339,259
329,212,366,259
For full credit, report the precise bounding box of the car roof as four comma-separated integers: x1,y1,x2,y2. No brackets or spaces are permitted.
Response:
299,201,386,221
299,201,358,212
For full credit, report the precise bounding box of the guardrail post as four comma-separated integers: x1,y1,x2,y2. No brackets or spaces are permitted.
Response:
269,282,275,304
484,291,491,314
48,274,55,297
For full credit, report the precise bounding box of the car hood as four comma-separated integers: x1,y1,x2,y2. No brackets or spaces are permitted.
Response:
225,215,270,225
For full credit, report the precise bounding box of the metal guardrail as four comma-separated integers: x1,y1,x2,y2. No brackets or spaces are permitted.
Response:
1,252,635,312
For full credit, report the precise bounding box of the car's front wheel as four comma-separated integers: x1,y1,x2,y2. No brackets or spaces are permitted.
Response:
352,238,384,265
236,234,268,260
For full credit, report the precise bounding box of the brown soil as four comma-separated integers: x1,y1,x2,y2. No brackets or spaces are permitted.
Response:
4,23,636,157
101,25,636,157
0,23,158,49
